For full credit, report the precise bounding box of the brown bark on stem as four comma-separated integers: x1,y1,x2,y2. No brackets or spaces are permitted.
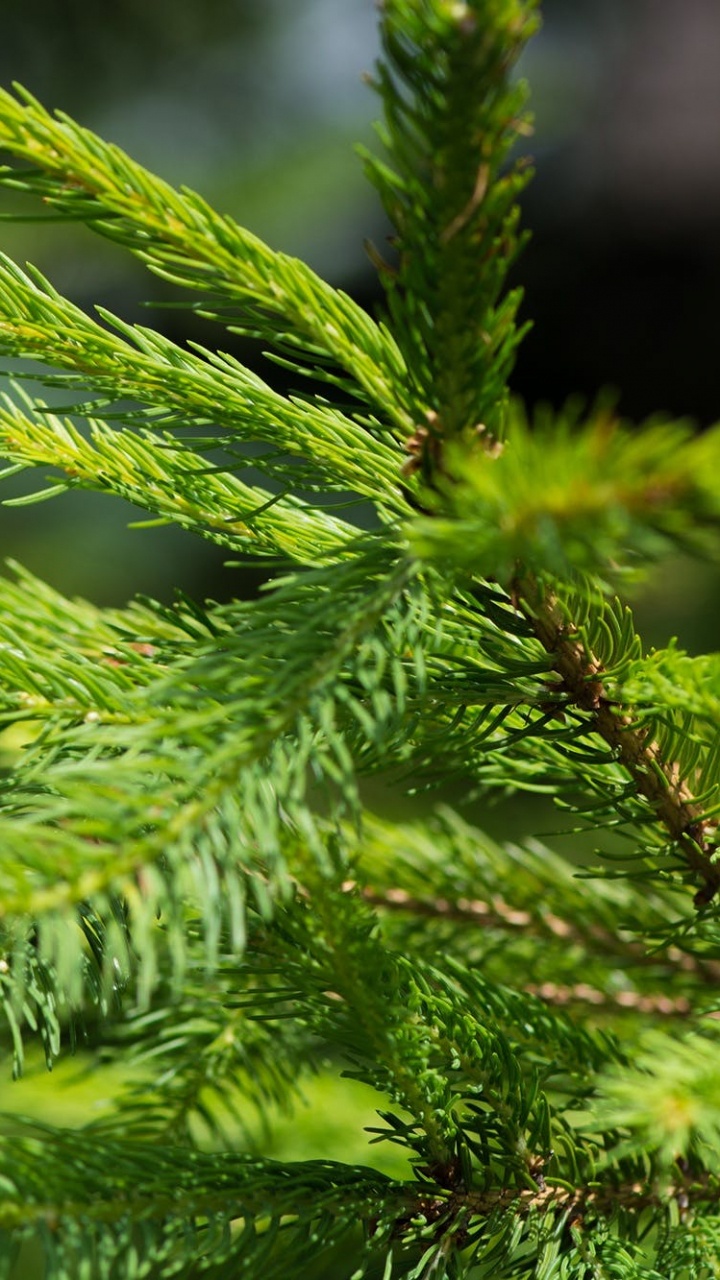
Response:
513,577,719,907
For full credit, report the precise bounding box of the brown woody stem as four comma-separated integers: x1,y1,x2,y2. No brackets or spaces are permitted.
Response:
392,1168,719,1242
514,578,720,908
358,885,720,987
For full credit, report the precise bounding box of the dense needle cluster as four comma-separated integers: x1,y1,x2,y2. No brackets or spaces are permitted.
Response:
0,2,719,1277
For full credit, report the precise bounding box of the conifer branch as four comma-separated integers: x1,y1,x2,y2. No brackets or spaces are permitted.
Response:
402,1170,720,1230
0,257,408,513
527,981,695,1018
515,577,720,906
410,405,720,579
0,85,415,435
0,387,357,563
361,885,720,1018
366,0,540,448
0,2,719,1275
359,883,720,987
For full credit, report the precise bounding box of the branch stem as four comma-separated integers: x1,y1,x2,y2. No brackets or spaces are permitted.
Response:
514,579,720,906
358,886,720,986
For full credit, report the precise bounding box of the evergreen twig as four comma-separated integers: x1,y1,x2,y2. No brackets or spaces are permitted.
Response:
0,3,718,1277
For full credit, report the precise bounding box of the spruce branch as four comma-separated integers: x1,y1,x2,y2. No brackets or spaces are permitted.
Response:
4,1114,715,1278
85,955,316,1146
410,404,720,579
526,981,694,1019
406,1173,720,1225
365,0,540,450
0,256,409,516
0,551,421,1046
243,874,619,1198
0,1118,411,1278
515,576,720,907
358,883,720,992
0,384,358,564
0,84,415,435
0,1,719,1275
405,405,720,908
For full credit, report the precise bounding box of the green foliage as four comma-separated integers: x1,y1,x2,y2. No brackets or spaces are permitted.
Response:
362,0,539,441
0,1,717,1276
410,403,720,580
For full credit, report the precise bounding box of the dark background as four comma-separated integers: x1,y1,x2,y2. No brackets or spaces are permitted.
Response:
0,0,718,646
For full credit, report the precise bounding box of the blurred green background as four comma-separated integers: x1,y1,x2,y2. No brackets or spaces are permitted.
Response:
1,0,719,1228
